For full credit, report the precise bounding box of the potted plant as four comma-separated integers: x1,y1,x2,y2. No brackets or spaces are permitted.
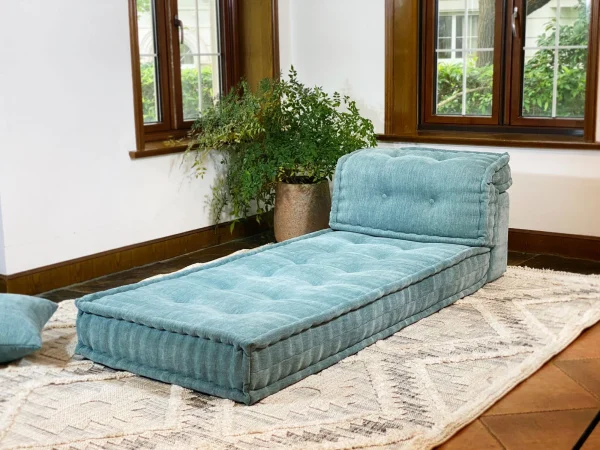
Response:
186,67,377,241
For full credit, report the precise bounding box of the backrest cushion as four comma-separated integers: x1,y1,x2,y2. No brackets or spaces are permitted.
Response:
329,147,512,247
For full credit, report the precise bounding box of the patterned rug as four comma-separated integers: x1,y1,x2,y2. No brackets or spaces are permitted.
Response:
1,266,599,450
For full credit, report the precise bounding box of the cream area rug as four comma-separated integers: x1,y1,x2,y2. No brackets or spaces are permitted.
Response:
1,266,599,450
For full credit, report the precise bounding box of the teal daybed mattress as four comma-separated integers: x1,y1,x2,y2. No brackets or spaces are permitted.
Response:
76,147,511,405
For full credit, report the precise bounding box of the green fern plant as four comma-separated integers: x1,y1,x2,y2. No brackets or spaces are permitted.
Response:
185,67,377,225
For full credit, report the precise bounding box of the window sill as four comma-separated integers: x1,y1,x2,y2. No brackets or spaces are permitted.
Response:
130,132,600,159
129,140,191,160
377,132,600,150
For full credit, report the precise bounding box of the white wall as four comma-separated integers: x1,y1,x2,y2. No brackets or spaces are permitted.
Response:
0,0,598,275
279,0,600,238
0,1,219,274
279,0,385,132
0,197,6,274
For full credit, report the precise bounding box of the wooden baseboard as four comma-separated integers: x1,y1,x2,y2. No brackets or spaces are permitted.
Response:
508,228,600,262
0,217,270,296
0,275,6,294
1,224,596,296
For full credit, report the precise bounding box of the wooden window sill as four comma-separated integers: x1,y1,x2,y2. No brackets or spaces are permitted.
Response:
129,140,191,159
131,131,600,159
377,132,600,150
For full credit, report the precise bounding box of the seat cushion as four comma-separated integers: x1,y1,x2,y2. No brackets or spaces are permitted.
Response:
76,230,490,404
329,147,512,247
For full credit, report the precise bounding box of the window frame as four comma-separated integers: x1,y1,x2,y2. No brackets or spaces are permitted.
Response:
422,0,505,126
420,0,597,133
506,0,585,129
128,0,240,152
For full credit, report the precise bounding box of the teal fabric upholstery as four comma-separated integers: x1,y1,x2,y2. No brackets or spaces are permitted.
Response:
0,294,57,363
75,147,511,404
76,230,489,404
488,192,510,281
330,147,512,247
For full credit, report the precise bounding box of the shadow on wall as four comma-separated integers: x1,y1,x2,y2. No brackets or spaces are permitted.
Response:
175,149,250,225
339,78,385,133
0,197,6,274
508,172,600,236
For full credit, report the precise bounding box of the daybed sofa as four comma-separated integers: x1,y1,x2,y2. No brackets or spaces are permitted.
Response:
75,147,512,405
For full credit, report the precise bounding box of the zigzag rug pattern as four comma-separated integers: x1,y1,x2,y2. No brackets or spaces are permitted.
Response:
1,267,599,449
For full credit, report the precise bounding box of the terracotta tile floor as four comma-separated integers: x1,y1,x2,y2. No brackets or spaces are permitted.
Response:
39,233,600,449
440,254,600,450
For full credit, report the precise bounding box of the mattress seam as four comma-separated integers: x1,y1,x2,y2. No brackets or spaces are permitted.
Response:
328,223,487,246
77,311,242,350
249,260,488,376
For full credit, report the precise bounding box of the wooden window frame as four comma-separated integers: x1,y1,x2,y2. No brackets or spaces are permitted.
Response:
128,0,240,156
384,0,600,147
422,0,504,126
506,0,585,129
422,0,594,130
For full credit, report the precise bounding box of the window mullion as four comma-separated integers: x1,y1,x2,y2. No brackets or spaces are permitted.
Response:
146,0,173,133
451,15,456,59
550,0,560,118
164,0,181,129
461,1,468,115
422,0,502,124
508,0,588,128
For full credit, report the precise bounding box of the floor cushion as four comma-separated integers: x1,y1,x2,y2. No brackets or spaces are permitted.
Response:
0,294,58,363
76,230,490,404
330,147,512,281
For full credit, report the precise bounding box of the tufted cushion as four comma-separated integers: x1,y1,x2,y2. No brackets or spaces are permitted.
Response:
0,294,57,363
76,230,490,404
329,147,512,247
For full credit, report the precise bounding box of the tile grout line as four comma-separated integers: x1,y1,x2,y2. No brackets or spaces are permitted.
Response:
478,418,508,449
515,254,541,267
481,409,600,450
552,359,600,402
483,406,600,418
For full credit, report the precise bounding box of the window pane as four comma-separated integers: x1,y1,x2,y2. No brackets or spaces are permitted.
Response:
140,57,159,123
522,48,554,117
436,61,464,115
137,0,161,124
557,48,587,118
179,0,222,121
438,16,452,59
466,51,493,115
435,0,494,117
456,15,478,59
468,15,479,50
521,0,590,119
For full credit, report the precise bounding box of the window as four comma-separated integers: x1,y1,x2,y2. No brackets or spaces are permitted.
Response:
422,0,595,131
130,0,238,146
437,14,479,60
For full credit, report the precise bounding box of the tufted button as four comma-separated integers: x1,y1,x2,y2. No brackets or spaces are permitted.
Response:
429,198,435,205
382,193,387,199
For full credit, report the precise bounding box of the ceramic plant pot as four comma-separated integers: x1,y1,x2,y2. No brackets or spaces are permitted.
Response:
274,179,332,242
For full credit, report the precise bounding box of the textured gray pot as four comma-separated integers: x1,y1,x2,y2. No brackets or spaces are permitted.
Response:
274,180,332,242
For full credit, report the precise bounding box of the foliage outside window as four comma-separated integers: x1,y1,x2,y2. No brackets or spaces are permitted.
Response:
141,63,215,123
132,0,228,143
424,0,593,129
